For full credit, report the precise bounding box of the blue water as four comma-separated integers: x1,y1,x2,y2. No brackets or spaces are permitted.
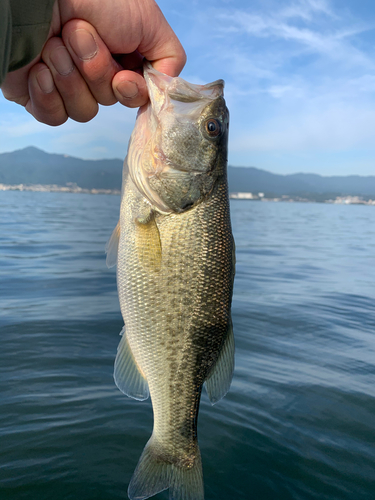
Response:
1,191,374,500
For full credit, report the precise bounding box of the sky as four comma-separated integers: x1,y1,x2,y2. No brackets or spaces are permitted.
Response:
1,0,375,175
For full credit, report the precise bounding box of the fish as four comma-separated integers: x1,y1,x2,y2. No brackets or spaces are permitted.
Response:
106,61,235,500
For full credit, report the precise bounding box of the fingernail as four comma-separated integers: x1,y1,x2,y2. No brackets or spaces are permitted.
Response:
117,81,138,99
69,29,98,60
36,68,54,93
50,46,74,76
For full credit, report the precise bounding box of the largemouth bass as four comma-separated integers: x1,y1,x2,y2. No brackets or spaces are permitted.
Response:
106,62,235,500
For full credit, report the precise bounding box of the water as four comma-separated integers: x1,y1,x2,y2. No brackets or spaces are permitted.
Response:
1,191,374,500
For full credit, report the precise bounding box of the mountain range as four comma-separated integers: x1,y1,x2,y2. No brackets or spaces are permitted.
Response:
1,146,375,197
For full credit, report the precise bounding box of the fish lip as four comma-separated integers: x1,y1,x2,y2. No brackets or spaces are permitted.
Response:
143,61,225,102
151,164,208,176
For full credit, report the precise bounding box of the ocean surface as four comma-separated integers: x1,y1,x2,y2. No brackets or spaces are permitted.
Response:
1,191,374,500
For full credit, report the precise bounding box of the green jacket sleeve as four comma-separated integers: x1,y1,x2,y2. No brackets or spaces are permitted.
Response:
0,0,55,87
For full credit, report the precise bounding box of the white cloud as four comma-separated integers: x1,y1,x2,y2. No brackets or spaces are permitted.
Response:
0,114,48,138
267,85,301,98
280,0,336,21
188,0,375,170
213,1,374,70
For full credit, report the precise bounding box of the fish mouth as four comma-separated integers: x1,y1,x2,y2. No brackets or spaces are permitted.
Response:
143,164,209,213
149,164,208,177
180,200,194,210
143,61,225,112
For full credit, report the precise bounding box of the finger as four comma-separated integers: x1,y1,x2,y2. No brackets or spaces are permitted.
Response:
62,19,120,106
1,57,39,106
111,51,148,108
138,2,186,77
42,37,98,122
27,63,68,126
112,70,148,108
59,0,186,79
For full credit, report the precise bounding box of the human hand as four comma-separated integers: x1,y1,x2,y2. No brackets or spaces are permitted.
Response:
1,0,186,125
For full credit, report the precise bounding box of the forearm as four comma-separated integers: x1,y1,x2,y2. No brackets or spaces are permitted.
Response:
0,0,55,86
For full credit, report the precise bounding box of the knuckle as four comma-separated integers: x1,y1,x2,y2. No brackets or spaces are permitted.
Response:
84,64,111,86
32,110,67,127
79,61,117,102
73,108,98,123
57,79,78,99
42,112,68,126
42,36,62,55
48,118,67,127
69,102,98,123
1,90,29,107
31,99,68,126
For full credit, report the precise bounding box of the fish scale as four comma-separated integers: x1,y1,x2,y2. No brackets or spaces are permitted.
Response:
107,62,234,500
119,175,231,453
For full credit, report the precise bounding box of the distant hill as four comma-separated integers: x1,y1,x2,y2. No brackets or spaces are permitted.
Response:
0,146,122,190
228,166,375,197
1,146,375,197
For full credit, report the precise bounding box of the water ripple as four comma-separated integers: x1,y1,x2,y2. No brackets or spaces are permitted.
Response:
1,193,375,499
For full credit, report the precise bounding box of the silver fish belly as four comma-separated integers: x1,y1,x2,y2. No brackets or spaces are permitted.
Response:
106,63,235,500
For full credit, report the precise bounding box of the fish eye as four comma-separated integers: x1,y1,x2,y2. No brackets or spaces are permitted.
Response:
204,118,222,138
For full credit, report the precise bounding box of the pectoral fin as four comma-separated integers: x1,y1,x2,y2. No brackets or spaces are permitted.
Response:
105,221,120,268
135,210,162,272
114,326,149,401
205,318,235,405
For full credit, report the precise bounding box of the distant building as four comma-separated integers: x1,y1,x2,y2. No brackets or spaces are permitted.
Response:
230,192,259,200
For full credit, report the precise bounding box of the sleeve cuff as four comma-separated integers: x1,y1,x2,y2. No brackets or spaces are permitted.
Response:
0,1,12,85
7,0,56,73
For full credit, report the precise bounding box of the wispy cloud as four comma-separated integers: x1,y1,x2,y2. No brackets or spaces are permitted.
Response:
280,0,336,21
186,0,375,172
214,3,374,66
0,114,47,138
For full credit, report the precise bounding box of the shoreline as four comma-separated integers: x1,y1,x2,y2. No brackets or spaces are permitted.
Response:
0,183,120,196
1,183,375,205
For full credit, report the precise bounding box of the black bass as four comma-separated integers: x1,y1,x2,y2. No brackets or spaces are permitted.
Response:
106,62,235,500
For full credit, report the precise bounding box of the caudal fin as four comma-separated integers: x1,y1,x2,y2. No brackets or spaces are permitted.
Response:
128,436,204,500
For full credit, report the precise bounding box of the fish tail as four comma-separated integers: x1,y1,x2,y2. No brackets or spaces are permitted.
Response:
128,435,204,500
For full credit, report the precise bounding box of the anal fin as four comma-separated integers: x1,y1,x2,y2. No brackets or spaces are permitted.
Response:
205,317,235,405
114,326,149,401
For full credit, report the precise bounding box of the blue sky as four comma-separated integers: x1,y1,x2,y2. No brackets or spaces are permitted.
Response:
1,0,375,175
